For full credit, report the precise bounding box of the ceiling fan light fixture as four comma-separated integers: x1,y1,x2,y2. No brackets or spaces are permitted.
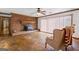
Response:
36,12,44,17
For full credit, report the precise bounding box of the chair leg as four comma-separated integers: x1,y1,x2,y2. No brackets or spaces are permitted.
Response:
45,42,47,48
65,47,67,51
65,45,68,51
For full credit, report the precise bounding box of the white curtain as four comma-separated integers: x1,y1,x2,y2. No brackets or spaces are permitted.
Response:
39,15,71,33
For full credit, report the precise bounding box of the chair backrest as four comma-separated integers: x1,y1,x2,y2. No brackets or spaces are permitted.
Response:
52,29,65,49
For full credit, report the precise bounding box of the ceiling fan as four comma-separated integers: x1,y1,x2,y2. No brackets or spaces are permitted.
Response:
37,8,46,15
31,8,46,17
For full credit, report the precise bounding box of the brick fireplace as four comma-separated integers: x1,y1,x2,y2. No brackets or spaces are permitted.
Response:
10,13,38,34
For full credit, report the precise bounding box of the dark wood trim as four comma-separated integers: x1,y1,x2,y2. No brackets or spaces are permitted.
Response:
1,16,11,18
39,8,79,18
36,17,38,30
71,14,73,26
8,17,12,36
11,13,35,18
0,12,11,15
0,16,11,18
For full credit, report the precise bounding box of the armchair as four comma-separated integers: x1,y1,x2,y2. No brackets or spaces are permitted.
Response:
45,29,65,50
45,26,74,51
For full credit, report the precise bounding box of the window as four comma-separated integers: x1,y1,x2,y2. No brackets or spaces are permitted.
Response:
39,15,72,33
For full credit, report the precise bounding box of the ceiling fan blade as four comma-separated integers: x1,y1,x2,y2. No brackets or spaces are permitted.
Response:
40,11,46,15
37,8,46,12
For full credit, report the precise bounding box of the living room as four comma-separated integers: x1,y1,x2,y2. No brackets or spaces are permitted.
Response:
0,8,79,51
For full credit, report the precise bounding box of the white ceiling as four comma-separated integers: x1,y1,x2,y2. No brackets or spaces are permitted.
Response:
0,8,75,17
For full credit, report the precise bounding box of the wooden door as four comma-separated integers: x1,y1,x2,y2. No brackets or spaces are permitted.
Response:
2,17,10,36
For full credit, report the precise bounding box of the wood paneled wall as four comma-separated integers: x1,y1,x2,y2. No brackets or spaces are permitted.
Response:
0,16,2,35
10,13,38,33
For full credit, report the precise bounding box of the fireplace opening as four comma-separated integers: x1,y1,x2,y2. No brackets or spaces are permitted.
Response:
23,24,33,31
